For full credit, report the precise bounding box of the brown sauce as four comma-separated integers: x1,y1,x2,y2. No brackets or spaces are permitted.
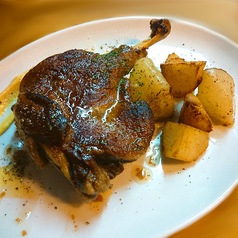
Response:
93,194,104,203
131,165,152,184
71,214,79,231
0,145,37,200
0,191,6,198
145,155,159,167
21,230,27,237
15,218,22,224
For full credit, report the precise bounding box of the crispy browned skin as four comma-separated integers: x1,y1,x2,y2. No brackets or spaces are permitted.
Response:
12,45,155,201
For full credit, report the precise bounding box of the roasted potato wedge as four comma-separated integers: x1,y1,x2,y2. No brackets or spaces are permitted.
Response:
129,57,174,120
162,121,209,162
160,55,206,98
179,93,212,132
197,68,235,126
165,53,185,64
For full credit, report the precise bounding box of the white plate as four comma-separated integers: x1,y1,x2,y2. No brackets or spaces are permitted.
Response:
0,16,238,238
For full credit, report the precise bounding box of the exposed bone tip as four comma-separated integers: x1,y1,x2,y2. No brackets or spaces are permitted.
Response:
134,18,171,50
150,18,171,38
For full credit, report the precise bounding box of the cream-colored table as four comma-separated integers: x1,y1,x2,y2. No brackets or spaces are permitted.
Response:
1,0,238,237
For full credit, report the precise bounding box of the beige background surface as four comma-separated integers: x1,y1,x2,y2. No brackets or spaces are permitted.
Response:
1,0,238,237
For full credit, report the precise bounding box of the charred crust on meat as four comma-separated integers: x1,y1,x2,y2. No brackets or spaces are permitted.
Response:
12,91,70,146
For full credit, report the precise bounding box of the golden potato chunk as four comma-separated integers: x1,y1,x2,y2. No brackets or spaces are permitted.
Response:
197,68,235,126
129,57,174,120
165,53,185,64
160,55,206,98
162,121,209,162
179,93,212,132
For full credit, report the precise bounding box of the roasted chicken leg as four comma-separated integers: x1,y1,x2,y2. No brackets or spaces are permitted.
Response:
12,19,171,202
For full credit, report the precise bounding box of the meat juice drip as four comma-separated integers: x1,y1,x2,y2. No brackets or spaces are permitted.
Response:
0,191,6,203
131,123,164,184
70,214,79,232
0,191,6,198
0,153,36,200
91,188,112,204
131,165,152,184
15,217,22,224
0,144,39,237
145,123,164,168
94,194,104,202
21,230,27,237
144,142,162,168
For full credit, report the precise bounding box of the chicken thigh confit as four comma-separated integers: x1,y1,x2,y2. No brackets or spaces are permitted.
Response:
12,19,171,202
